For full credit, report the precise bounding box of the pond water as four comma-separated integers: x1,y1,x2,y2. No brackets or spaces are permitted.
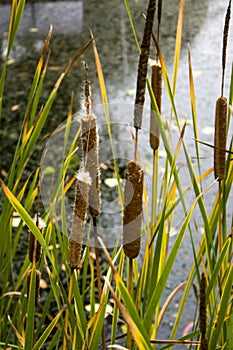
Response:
0,0,232,346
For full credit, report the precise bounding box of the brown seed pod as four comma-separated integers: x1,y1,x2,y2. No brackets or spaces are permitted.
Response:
28,231,41,263
68,171,91,269
214,96,227,180
123,161,144,259
27,269,41,306
81,114,100,217
150,63,162,150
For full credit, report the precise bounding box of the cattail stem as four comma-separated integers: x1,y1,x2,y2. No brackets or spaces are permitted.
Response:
123,161,144,259
63,271,74,350
218,181,223,271
150,150,158,240
93,217,107,350
127,258,133,349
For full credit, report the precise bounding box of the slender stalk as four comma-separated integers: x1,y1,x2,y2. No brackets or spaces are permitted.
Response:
127,258,133,349
63,271,74,349
93,217,107,350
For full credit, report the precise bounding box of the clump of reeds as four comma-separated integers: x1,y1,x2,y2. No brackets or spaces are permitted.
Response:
68,170,91,269
123,160,144,259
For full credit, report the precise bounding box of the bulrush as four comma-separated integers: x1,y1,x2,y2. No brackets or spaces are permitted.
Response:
80,114,100,218
150,62,162,150
68,171,91,269
214,96,227,181
123,161,144,259
134,0,156,130
27,269,41,306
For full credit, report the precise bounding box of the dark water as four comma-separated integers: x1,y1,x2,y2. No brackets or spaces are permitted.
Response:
0,0,232,345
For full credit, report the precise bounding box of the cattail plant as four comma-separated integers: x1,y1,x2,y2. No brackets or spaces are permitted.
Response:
149,0,163,242
27,269,41,306
134,0,156,131
123,160,144,259
80,67,106,349
214,0,231,181
68,170,91,269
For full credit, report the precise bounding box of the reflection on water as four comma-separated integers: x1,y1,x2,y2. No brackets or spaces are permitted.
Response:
0,0,209,171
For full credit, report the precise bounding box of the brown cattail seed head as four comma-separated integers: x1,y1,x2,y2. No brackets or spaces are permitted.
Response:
28,231,41,263
81,115,100,217
123,161,144,259
27,269,41,306
214,96,227,180
150,63,162,150
68,171,91,269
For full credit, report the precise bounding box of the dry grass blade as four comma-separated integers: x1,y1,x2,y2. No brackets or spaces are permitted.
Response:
157,281,187,327
214,96,227,180
134,0,156,129
123,161,144,259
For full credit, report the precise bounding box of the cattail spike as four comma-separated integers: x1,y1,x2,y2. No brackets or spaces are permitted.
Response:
134,0,156,129
123,161,144,259
68,171,91,269
81,114,101,217
214,96,227,181
150,63,162,150
28,231,41,263
221,0,231,96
